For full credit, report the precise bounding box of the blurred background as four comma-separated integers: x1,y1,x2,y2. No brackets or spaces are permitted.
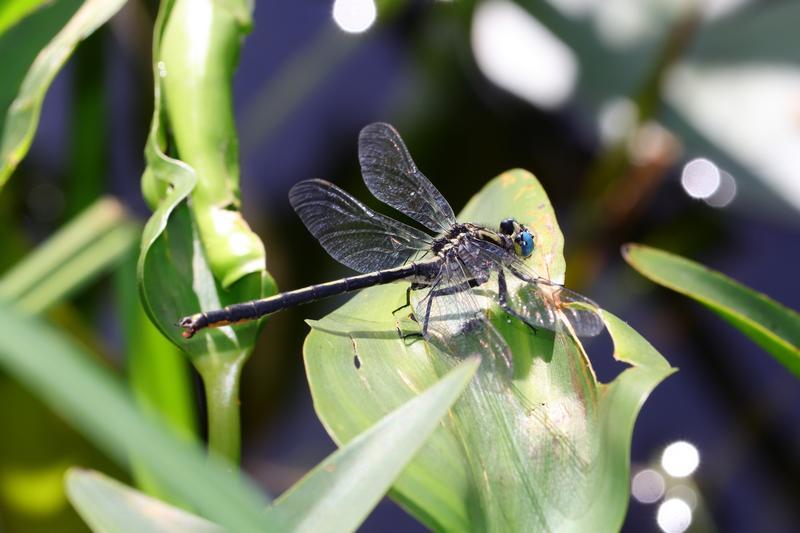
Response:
1,0,799,531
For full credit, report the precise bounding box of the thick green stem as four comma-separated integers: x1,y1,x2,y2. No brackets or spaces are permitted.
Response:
197,358,244,466
154,0,268,466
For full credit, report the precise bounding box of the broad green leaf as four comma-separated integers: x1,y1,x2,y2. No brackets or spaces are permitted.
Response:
268,358,479,532
0,304,273,531
305,169,674,531
623,243,800,377
65,469,223,533
0,197,138,314
0,0,126,189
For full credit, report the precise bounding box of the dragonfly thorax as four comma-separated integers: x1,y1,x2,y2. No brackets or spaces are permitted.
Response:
431,223,514,258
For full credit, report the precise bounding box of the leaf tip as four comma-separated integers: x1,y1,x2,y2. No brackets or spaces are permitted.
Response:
620,242,639,262
63,467,92,490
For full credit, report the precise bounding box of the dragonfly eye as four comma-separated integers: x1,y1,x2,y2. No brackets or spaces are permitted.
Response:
514,230,534,257
500,218,516,235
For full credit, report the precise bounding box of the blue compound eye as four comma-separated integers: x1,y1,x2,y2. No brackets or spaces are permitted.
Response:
517,231,534,257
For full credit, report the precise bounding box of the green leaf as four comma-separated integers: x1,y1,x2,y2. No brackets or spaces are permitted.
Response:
304,169,674,531
116,251,198,507
0,0,51,36
0,197,136,532
0,0,126,189
65,469,224,533
0,197,138,314
268,358,479,532
0,304,273,531
623,243,800,377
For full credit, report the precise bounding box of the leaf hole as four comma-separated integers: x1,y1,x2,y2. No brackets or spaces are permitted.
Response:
582,326,627,383
350,335,362,369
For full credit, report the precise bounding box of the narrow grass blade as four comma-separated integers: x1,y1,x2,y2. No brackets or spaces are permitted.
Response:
116,251,198,507
623,243,800,377
0,197,138,314
0,305,273,531
268,358,479,532
66,468,224,533
0,0,126,188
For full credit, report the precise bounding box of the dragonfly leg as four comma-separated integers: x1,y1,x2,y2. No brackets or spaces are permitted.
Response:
391,283,424,316
498,269,538,335
421,288,435,337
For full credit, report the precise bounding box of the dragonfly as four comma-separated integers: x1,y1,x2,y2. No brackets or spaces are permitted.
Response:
179,122,603,369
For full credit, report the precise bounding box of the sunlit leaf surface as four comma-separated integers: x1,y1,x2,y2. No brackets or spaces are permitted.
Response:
304,170,674,531
623,243,800,377
65,469,224,533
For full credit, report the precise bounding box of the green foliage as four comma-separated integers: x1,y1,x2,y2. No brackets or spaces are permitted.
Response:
304,170,675,531
115,252,198,506
0,0,126,189
0,304,272,531
138,0,276,464
268,358,479,532
0,198,137,531
62,359,479,532
0,197,138,314
0,0,51,35
623,243,800,377
65,469,224,533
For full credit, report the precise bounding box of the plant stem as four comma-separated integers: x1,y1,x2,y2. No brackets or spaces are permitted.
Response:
198,358,244,467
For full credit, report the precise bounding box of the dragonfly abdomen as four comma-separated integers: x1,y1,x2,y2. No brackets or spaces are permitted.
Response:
180,262,425,338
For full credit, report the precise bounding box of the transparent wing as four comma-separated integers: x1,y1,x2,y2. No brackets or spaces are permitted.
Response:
460,237,604,338
410,253,512,372
289,179,432,274
358,122,456,234
506,263,604,338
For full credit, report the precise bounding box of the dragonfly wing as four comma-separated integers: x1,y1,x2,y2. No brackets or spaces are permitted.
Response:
506,260,605,338
289,179,432,273
459,237,604,337
358,122,456,234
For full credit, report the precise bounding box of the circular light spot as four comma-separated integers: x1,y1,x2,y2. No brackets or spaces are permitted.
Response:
705,170,737,208
661,441,700,478
471,0,577,109
332,0,376,34
631,468,665,504
681,158,720,199
657,498,693,533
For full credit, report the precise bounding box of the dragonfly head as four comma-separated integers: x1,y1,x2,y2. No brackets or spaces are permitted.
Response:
499,218,535,258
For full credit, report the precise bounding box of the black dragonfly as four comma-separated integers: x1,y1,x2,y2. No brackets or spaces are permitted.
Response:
179,122,603,369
